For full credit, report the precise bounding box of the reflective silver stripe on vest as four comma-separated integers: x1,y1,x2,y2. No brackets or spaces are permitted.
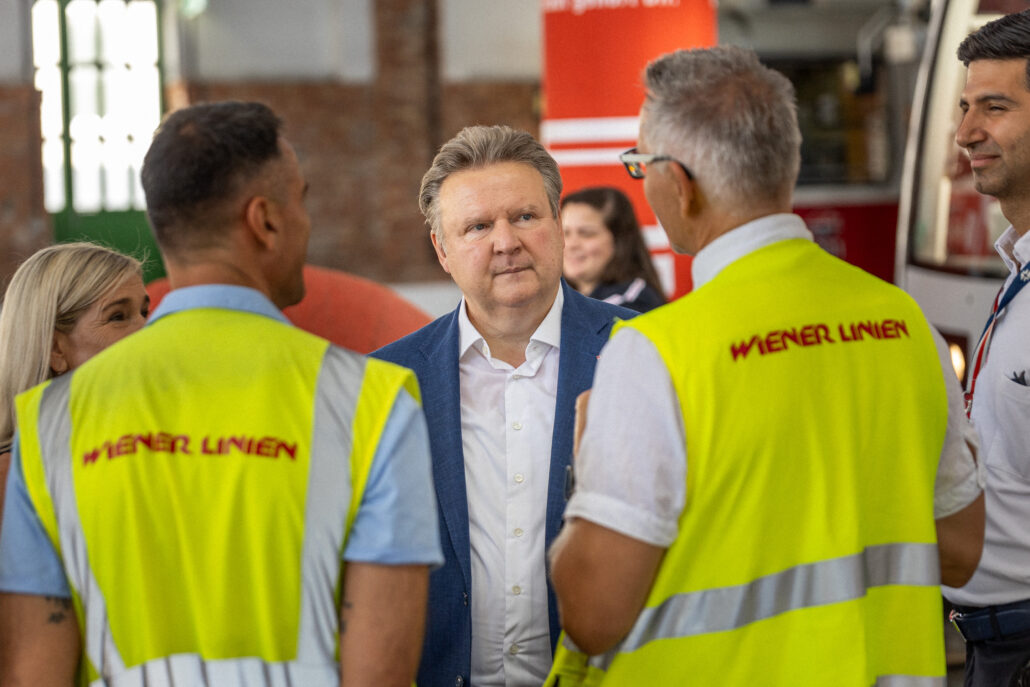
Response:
589,542,939,671
874,676,945,686
296,347,365,662
87,654,336,687
37,346,369,685
37,375,127,677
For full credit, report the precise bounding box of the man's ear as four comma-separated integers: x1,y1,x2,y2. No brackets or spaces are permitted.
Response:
671,164,697,217
430,230,451,274
50,332,70,376
243,195,276,249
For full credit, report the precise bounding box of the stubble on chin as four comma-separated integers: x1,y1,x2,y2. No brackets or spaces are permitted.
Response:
971,169,1006,199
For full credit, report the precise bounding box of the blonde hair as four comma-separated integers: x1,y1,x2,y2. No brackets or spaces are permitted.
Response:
0,243,142,446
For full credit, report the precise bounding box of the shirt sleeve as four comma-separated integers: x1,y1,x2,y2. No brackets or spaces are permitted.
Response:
930,326,985,518
343,388,444,566
563,328,686,547
0,436,71,597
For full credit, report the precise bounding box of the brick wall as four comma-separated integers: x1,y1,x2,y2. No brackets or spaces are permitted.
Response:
2,0,541,288
441,82,539,141
0,85,50,288
174,78,539,285
177,0,540,285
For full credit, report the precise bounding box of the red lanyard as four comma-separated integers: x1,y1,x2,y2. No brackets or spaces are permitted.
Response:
965,267,1030,417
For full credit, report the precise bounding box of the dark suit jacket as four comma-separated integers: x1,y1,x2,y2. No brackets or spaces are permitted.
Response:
371,280,635,687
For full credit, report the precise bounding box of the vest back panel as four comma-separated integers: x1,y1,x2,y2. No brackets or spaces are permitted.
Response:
604,239,948,684
15,307,411,680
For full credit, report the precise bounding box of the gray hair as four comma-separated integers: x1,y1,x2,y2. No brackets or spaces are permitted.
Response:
419,125,563,237
0,242,142,446
641,46,801,207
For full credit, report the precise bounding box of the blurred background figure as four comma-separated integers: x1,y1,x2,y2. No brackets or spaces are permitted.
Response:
561,187,666,313
0,242,147,517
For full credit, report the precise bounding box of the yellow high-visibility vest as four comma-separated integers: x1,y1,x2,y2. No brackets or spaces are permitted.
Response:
16,306,421,686
548,239,948,686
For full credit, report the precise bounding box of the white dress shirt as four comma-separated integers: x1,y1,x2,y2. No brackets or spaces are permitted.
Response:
946,225,1030,606
565,214,983,548
458,287,563,686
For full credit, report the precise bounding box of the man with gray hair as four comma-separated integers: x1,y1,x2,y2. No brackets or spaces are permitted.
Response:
373,124,634,687
546,46,984,685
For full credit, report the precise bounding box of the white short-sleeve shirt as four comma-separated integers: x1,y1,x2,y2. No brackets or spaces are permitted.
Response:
564,214,983,548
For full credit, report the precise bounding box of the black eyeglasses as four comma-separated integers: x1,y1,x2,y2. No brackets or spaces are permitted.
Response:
619,147,694,180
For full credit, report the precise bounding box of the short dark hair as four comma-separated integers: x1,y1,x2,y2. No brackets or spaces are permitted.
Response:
957,9,1030,89
561,186,665,300
141,101,283,252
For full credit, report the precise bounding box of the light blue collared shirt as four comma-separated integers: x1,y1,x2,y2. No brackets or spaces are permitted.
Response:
148,284,292,326
0,284,442,596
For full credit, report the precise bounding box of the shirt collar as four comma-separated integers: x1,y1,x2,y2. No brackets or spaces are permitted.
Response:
148,284,290,326
457,285,564,361
691,213,813,289
995,225,1030,273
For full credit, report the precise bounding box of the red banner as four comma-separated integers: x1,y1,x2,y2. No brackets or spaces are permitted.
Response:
541,0,716,298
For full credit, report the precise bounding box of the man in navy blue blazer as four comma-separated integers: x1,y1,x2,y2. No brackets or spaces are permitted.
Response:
373,125,635,687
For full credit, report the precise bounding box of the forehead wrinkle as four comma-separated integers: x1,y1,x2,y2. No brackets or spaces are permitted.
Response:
99,296,134,311
94,275,145,311
438,162,552,229
444,195,546,226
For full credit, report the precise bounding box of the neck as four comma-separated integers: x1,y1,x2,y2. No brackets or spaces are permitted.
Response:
574,279,597,296
465,286,559,367
694,200,792,253
164,253,274,302
1000,197,1030,237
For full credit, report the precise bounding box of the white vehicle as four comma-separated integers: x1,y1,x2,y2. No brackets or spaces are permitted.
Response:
895,0,1022,384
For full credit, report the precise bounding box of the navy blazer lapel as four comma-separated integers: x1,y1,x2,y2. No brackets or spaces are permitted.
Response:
540,282,624,650
547,282,618,544
418,308,472,592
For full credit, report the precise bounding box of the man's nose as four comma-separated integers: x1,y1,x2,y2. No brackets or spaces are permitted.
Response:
956,110,985,149
493,221,521,253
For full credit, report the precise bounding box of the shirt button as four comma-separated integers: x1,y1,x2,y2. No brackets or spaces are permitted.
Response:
512,585,522,595
514,528,524,537
455,677,464,687
512,421,523,430
512,373,521,380
510,644,521,655
514,473,524,483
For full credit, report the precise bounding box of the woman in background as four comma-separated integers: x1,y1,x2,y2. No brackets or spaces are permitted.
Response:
561,186,666,313
0,242,148,518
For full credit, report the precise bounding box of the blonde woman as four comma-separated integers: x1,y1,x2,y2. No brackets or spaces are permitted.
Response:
0,242,149,518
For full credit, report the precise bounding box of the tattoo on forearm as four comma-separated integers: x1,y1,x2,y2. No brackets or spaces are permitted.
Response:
45,596,72,624
340,599,353,635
